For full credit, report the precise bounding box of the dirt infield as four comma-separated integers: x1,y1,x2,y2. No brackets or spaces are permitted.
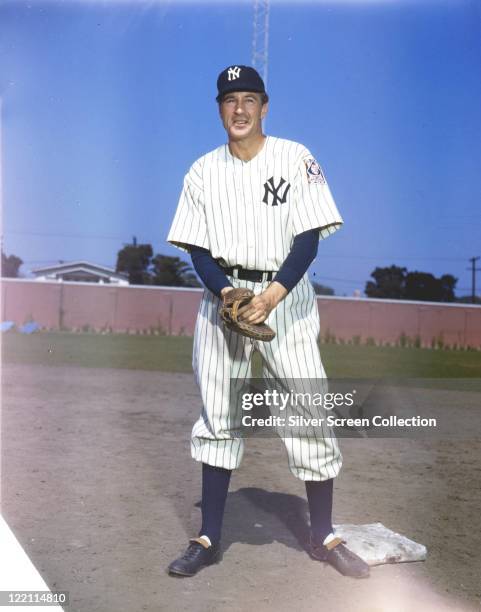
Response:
1,363,480,612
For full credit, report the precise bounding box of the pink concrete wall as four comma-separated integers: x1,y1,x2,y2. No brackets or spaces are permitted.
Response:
316,298,481,347
2,279,480,348
2,280,63,329
1,280,202,335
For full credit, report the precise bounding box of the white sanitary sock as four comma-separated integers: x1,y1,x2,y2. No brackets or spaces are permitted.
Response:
323,532,336,546
198,535,212,547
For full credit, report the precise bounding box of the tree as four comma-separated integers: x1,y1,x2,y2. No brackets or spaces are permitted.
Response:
438,274,457,302
115,238,201,287
1,250,23,278
116,243,153,285
404,271,439,302
405,272,457,302
365,265,407,299
151,254,200,287
365,265,458,302
311,281,334,296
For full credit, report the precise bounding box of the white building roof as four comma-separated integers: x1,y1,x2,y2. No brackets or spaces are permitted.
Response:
31,260,129,284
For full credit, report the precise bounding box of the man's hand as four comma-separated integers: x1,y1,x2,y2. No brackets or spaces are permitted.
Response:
220,286,233,298
237,281,288,324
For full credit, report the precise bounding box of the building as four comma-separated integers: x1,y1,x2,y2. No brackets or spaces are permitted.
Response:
31,261,129,285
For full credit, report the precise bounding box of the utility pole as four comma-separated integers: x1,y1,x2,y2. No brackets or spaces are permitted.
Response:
252,0,270,90
467,256,481,304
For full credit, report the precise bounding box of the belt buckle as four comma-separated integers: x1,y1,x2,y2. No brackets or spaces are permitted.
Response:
232,266,241,279
261,271,271,283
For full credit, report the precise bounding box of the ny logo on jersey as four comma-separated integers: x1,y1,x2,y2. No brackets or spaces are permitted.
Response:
227,66,241,81
262,177,291,206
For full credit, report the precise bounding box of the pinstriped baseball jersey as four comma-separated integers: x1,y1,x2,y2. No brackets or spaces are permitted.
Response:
167,136,343,268
166,134,344,480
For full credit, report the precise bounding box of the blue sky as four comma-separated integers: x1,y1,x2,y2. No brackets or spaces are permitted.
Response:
1,0,480,296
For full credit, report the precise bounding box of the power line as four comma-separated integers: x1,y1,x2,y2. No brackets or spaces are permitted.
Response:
5,230,126,241
23,260,64,264
311,274,364,286
317,254,468,262
6,230,473,264
33,260,117,267
23,259,116,266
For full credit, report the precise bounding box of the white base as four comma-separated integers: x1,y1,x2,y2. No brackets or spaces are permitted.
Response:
333,522,427,566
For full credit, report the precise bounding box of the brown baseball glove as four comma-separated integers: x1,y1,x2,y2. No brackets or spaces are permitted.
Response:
219,288,276,342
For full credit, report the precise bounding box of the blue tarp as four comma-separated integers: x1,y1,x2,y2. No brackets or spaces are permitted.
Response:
19,322,40,334
0,321,15,332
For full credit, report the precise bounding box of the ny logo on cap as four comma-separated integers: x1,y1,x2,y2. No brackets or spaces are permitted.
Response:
262,177,291,206
227,66,241,81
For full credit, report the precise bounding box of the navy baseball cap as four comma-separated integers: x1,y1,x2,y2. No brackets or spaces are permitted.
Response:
216,65,267,102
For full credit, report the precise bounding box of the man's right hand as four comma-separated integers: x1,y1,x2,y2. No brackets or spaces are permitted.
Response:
220,286,233,298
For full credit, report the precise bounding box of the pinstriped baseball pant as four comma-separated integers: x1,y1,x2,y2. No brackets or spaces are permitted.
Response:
191,276,343,481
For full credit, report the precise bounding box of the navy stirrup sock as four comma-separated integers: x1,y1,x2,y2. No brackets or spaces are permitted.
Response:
199,463,232,546
305,478,334,544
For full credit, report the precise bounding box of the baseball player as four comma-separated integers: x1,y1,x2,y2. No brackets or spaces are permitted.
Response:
166,65,369,579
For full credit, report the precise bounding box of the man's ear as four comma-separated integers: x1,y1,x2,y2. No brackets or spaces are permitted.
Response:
218,103,225,124
261,101,269,119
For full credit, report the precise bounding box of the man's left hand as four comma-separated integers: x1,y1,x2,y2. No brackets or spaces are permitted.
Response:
237,281,288,324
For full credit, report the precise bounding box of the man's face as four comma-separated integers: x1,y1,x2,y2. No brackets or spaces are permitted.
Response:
219,91,268,142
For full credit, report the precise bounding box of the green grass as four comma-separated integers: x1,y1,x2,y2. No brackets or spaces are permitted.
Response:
2,331,481,380
2,331,194,372
321,343,481,378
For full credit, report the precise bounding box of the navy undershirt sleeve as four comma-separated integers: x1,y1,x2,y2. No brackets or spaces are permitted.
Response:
190,246,233,298
273,229,319,293
190,228,318,298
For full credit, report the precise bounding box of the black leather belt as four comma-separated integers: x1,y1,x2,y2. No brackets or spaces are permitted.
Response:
222,266,275,283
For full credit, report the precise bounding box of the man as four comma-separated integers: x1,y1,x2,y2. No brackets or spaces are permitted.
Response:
166,65,369,579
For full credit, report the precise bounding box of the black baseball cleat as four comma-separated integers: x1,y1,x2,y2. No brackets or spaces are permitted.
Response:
310,536,370,579
168,538,221,577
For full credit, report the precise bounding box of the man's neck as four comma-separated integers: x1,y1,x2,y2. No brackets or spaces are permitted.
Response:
228,134,266,162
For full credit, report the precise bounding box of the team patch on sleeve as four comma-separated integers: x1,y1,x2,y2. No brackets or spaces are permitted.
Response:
303,157,326,185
